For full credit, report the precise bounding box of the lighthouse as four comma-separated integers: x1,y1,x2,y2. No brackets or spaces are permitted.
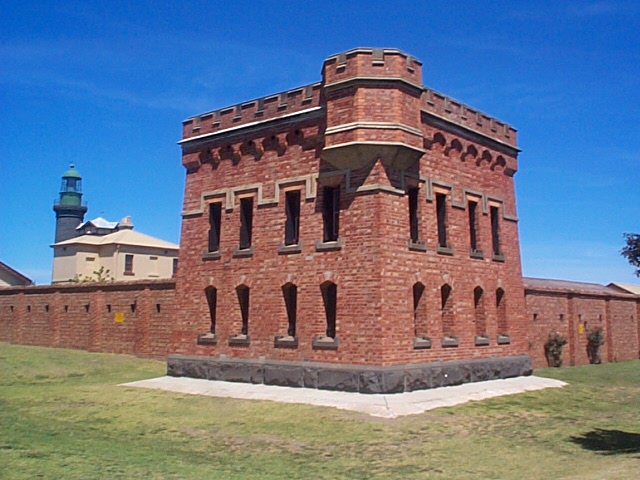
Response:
53,164,88,243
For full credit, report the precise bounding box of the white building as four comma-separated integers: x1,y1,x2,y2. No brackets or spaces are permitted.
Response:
51,217,179,283
0,261,34,287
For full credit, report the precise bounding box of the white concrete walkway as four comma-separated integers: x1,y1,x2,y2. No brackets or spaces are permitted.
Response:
121,375,566,418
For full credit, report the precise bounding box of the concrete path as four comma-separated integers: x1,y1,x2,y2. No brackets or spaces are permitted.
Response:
121,376,566,418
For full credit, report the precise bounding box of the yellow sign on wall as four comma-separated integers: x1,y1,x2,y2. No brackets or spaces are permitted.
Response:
114,312,125,323
578,324,584,334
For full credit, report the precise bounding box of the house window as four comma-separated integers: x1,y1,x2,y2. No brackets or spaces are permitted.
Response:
208,202,222,252
496,288,508,334
236,285,250,335
239,198,253,250
282,283,297,337
321,281,337,338
436,193,448,248
124,254,134,275
284,190,301,246
408,188,420,243
172,258,178,276
490,206,501,256
413,282,428,338
322,186,340,242
474,287,486,336
205,286,217,334
441,284,454,337
149,256,158,275
468,200,479,252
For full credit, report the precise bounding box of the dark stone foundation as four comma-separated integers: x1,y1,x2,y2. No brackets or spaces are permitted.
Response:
167,355,533,394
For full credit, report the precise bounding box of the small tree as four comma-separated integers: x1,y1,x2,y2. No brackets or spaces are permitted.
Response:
586,326,605,364
621,233,640,277
545,332,568,368
69,266,114,283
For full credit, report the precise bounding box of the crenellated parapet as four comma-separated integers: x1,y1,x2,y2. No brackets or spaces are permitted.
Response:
321,48,425,170
181,83,323,142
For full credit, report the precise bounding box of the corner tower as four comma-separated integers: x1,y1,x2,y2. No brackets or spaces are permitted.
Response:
53,164,88,243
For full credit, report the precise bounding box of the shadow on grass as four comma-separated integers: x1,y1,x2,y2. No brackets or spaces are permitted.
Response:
569,429,640,456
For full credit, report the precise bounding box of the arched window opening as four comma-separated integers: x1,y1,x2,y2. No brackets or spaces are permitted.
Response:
474,287,486,336
441,284,454,337
496,288,507,334
413,282,428,338
236,285,250,335
205,286,217,334
282,283,297,337
321,281,337,338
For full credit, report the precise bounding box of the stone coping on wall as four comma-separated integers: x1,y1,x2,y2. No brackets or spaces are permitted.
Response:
0,278,176,295
167,354,532,394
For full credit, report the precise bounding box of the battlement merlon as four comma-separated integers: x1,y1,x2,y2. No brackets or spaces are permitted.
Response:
180,48,517,150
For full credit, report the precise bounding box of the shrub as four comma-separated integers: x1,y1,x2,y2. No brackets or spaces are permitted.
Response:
587,326,605,364
545,332,568,367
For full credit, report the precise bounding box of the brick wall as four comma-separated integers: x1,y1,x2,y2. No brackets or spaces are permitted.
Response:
0,280,175,359
524,279,640,368
172,47,529,367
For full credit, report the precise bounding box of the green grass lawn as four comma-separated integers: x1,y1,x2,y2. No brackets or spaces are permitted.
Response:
1,343,638,479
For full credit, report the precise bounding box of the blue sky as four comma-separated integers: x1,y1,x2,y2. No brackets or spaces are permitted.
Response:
1,1,639,286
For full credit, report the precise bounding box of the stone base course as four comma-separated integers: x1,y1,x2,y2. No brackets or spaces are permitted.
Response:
167,354,533,394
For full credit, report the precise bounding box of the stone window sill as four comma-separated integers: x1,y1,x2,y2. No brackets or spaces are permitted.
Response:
315,238,343,252
197,333,218,345
124,271,134,276
492,252,505,262
470,249,484,260
202,250,222,261
228,334,250,346
441,336,459,348
312,335,339,350
474,335,490,346
408,239,427,252
232,246,254,258
278,242,302,254
437,244,454,256
274,335,298,348
413,337,432,349
497,334,511,345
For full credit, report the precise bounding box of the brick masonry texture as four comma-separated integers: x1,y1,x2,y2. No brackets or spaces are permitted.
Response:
0,280,175,359
0,48,638,390
171,47,529,370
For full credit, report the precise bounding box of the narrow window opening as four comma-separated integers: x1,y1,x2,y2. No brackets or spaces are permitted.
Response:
490,206,501,256
208,202,222,252
468,201,478,251
474,287,487,336
27,305,31,313
205,286,217,334
408,188,420,242
84,303,90,314
106,304,112,313
282,283,297,337
441,284,454,337
284,191,301,246
321,281,337,338
124,254,134,275
64,305,68,313
436,193,448,248
413,282,428,337
10,306,14,313
130,302,136,314
45,304,49,313
156,303,161,314
322,186,339,242
496,288,507,334
236,285,250,335
239,198,253,250
172,258,178,276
